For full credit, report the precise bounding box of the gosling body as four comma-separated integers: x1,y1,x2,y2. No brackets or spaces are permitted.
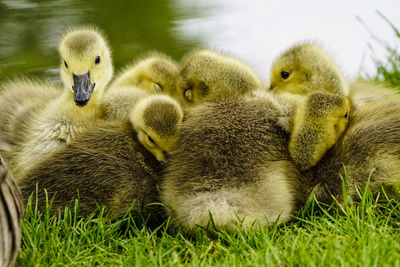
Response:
161,94,306,232
19,121,163,218
162,92,400,232
19,95,182,217
350,80,400,109
308,98,400,204
0,78,60,155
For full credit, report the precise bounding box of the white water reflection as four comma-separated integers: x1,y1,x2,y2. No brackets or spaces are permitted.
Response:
173,0,400,81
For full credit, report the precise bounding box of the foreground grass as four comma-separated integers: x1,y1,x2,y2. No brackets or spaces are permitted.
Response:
16,188,400,266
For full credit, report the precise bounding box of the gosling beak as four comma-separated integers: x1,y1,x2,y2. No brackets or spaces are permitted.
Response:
157,151,170,164
163,151,170,162
72,73,96,107
269,83,275,90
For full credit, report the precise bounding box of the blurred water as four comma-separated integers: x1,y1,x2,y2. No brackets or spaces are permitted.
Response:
0,0,201,82
0,0,399,84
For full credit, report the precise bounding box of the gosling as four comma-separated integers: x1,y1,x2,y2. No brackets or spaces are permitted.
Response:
17,96,183,217
18,120,163,218
102,53,179,121
110,52,178,94
269,43,351,170
175,49,262,107
129,95,183,163
161,94,303,232
0,78,60,155
289,92,350,171
12,26,113,178
269,43,349,96
161,92,400,232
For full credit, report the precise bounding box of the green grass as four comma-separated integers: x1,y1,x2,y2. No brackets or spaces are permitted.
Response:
16,186,400,266
363,11,400,89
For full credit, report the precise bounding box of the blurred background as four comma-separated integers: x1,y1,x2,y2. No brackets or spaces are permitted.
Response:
0,0,400,85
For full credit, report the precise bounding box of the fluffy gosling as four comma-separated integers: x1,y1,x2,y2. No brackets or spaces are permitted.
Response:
175,49,262,107
130,95,183,163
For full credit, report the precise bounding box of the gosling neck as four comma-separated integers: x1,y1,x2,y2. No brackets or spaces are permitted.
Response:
57,87,105,120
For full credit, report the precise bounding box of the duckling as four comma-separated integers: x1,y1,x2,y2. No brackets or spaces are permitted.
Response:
289,92,350,171
161,94,305,232
18,95,183,217
269,43,351,170
129,95,183,163
175,49,263,107
0,155,23,267
11,26,113,178
102,53,179,121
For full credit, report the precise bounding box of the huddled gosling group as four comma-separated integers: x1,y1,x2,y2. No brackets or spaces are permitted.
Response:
1,26,400,263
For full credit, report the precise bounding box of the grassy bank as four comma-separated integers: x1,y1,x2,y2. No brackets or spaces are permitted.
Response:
16,188,400,266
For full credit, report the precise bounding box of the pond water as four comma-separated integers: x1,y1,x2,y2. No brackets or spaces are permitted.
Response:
0,0,202,83
1,0,399,83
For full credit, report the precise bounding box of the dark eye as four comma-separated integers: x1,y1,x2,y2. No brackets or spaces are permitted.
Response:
153,83,163,92
344,112,349,119
95,56,101,64
148,136,155,145
280,71,290,79
64,61,68,69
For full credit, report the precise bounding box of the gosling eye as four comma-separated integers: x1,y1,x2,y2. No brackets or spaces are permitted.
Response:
147,135,156,147
280,71,290,79
95,56,101,64
344,112,349,119
64,60,68,69
184,88,193,102
153,83,163,92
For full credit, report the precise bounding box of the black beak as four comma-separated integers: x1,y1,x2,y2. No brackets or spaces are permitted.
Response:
269,83,275,90
163,151,170,162
72,73,95,107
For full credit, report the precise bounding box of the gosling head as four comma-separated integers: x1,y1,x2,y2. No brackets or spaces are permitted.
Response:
269,43,349,96
176,49,262,107
113,52,179,95
289,91,351,171
58,26,113,107
130,95,183,163
304,91,351,135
